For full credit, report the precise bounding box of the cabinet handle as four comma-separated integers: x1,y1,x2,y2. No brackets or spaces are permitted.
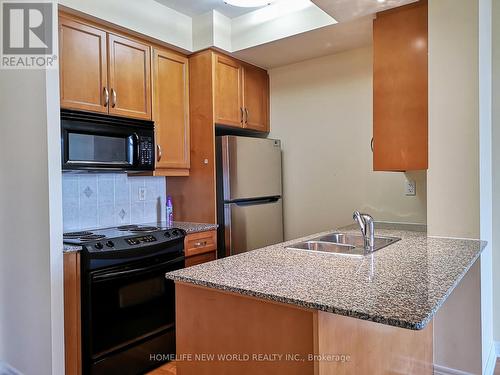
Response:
240,107,244,125
134,133,140,163
194,241,207,247
103,87,109,107
157,144,162,162
371,138,374,152
111,88,117,108
245,108,249,124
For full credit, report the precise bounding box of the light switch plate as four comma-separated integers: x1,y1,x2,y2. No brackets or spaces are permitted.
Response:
405,179,416,196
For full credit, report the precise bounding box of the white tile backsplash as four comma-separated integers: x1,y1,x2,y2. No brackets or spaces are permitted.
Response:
62,173,166,232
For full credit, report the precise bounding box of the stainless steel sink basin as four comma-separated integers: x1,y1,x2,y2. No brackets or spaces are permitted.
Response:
287,232,400,256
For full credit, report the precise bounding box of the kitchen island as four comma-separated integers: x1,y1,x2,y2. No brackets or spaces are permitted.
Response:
166,224,486,374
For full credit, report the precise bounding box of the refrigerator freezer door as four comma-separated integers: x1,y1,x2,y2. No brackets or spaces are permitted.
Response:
222,136,282,201
224,199,284,255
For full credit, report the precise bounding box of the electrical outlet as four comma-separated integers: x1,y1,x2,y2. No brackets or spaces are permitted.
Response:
405,179,416,196
139,187,147,201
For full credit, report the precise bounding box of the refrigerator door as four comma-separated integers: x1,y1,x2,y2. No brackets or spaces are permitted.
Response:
224,198,284,255
222,136,282,201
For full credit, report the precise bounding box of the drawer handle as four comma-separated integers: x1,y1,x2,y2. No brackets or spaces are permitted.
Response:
194,241,208,247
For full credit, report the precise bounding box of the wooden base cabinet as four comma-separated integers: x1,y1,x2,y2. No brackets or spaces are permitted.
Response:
175,283,433,375
373,0,428,171
64,252,82,375
184,230,217,267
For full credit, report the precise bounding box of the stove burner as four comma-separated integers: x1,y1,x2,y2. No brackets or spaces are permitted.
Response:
129,226,159,233
64,231,93,239
79,234,106,241
118,225,139,231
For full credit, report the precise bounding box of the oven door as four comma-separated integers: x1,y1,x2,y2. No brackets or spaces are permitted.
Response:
85,253,184,374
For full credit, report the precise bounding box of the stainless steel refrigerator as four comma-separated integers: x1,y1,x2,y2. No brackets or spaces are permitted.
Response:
216,135,284,257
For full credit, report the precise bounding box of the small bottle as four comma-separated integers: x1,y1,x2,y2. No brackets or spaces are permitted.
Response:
166,195,174,226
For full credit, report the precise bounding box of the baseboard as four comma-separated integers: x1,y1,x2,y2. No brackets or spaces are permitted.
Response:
484,342,497,375
433,342,499,375
433,364,474,375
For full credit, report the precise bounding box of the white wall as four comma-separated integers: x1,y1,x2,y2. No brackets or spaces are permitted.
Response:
492,0,500,344
478,0,494,371
0,67,64,374
269,46,427,240
58,0,193,51
428,0,493,373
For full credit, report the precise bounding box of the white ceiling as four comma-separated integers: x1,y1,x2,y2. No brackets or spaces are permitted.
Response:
233,15,373,68
311,0,418,22
151,0,421,68
156,0,419,21
154,0,263,18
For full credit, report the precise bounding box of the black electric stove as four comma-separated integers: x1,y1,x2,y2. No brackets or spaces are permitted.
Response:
64,224,186,375
64,224,185,257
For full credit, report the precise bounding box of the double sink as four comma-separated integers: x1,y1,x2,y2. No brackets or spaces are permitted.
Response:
287,232,400,257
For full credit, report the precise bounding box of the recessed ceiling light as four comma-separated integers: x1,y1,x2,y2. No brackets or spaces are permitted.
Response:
377,0,386,3
224,0,276,7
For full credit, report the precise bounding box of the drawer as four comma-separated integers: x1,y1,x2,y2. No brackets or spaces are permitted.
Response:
185,251,217,268
184,230,217,258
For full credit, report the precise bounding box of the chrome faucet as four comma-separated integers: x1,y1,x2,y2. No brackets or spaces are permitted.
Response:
353,211,375,251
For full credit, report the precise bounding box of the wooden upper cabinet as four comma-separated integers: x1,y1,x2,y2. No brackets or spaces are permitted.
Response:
213,53,269,132
373,0,428,171
153,48,190,173
243,64,269,132
59,14,152,121
108,34,152,120
59,17,108,113
214,54,243,127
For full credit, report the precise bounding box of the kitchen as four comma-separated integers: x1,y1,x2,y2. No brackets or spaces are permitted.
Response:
0,0,498,374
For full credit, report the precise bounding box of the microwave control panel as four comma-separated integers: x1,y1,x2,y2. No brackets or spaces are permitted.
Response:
139,136,153,166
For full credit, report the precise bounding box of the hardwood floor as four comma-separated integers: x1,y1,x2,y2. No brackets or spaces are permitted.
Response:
149,358,500,374
147,361,176,375
150,358,500,375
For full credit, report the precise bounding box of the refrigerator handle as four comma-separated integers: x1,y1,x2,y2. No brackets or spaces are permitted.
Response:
231,196,281,207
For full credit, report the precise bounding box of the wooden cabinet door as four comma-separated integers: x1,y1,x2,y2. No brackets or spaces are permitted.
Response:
59,17,108,113
373,1,428,171
108,34,152,120
64,252,82,375
243,65,269,132
214,54,243,127
153,48,190,171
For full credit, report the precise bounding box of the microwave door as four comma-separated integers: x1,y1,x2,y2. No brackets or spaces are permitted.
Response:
65,132,135,168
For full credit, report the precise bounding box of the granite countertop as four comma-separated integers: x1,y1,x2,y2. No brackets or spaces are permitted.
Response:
166,223,486,330
63,221,218,253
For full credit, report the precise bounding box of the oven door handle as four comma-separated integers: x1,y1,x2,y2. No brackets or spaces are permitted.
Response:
92,255,185,282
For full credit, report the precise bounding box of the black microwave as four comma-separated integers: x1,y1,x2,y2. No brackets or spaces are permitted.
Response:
61,110,155,172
